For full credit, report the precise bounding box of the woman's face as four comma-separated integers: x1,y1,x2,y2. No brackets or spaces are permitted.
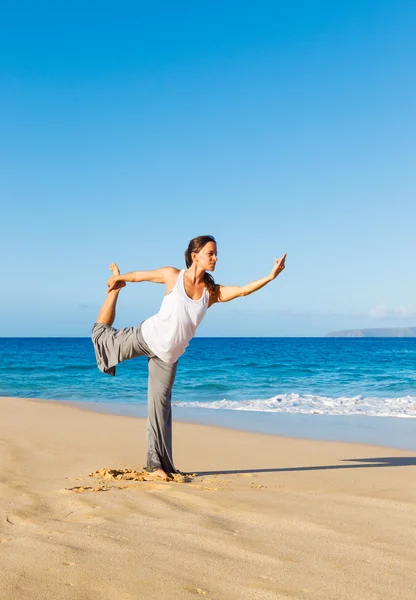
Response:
193,241,218,272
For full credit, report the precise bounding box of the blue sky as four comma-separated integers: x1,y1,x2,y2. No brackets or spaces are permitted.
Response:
1,1,415,336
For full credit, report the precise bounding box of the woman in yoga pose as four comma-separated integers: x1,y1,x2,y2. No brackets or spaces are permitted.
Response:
92,235,286,480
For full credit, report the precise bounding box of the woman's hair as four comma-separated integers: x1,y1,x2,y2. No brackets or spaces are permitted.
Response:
184,235,218,293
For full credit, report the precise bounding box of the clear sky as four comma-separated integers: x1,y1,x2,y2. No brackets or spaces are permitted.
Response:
1,1,415,336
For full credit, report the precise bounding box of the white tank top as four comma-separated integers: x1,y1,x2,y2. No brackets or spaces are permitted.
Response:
141,270,209,364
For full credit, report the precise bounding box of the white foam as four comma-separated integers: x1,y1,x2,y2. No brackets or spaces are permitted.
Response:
173,394,416,418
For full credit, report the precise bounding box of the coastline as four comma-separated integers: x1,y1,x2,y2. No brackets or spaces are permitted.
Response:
1,395,416,599
45,396,416,451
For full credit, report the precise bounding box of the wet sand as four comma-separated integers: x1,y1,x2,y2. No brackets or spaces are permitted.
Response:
1,396,415,600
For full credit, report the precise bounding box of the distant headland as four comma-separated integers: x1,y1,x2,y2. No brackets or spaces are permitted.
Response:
326,327,416,338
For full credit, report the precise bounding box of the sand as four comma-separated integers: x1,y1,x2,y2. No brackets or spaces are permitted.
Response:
1,396,415,600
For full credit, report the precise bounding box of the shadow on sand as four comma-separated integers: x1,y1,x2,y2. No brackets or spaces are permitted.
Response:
195,456,416,477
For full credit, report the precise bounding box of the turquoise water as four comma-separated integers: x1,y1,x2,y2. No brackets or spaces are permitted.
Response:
1,337,416,448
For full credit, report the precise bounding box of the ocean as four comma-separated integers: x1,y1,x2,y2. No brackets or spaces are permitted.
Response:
1,337,416,449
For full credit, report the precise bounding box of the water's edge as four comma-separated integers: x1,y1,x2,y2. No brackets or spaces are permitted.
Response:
45,397,416,451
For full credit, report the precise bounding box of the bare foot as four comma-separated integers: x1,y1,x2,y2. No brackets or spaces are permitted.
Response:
109,262,126,289
150,468,171,482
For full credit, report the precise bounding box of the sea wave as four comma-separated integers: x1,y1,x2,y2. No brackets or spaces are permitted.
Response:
173,394,416,418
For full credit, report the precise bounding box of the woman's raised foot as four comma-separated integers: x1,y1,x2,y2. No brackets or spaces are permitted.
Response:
109,263,126,289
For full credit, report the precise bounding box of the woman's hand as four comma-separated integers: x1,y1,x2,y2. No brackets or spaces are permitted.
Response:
269,253,287,280
107,276,126,293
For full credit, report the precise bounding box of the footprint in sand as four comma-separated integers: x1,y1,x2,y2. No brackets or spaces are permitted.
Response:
65,486,108,493
6,514,34,526
185,587,208,596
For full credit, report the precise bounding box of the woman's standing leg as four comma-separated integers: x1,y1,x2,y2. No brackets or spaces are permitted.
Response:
146,357,178,480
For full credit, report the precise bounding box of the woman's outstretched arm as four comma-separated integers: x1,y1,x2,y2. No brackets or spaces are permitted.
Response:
107,267,179,292
211,253,286,305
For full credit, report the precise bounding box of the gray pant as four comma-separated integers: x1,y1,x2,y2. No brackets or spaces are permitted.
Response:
91,323,178,473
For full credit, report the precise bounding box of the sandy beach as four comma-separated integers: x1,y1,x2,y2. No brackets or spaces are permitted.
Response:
1,396,415,600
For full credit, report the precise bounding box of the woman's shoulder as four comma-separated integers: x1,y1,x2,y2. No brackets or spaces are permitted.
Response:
163,266,181,275
207,282,221,307
162,267,182,289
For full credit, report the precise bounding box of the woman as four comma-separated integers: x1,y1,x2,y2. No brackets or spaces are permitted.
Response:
92,235,286,480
